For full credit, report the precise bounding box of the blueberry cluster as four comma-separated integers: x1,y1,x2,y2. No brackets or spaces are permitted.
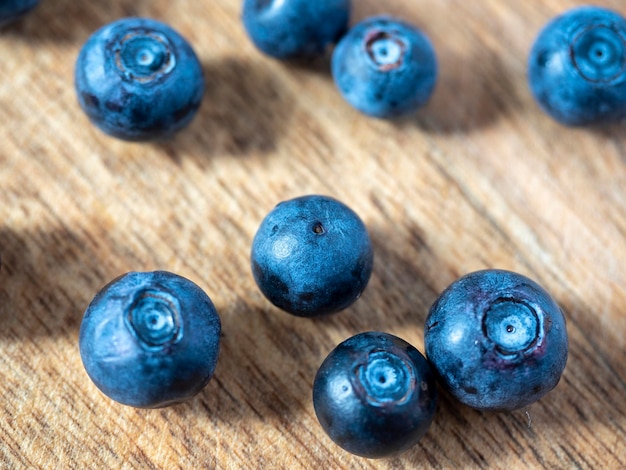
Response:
10,0,618,461
241,2,626,125
78,193,569,459
62,2,626,142
249,197,568,457
249,198,568,457
242,1,438,119
5,1,623,143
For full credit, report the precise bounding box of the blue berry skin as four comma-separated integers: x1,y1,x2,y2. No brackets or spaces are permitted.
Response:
251,195,373,317
332,16,438,118
0,0,39,27
75,18,204,141
241,0,350,60
79,271,221,408
313,332,438,459
528,6,626,126
424,270,568,412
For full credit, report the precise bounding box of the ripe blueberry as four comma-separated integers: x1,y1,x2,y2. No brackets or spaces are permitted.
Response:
75,17,204,141
0,0,39,27
332,15,438,118
79,271,221,408
251,195,373,317
528,6,626,126
313,332,438,458
241,0,350,60
424,269,568,411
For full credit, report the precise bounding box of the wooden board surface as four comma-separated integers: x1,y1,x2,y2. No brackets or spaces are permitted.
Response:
1,1,625,468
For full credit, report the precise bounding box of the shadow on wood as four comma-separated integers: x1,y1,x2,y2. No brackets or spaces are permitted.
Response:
0,226,109,338
157,57,294,161
348,223,442,333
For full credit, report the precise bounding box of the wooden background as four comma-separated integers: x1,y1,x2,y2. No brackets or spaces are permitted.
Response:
1,0,625,468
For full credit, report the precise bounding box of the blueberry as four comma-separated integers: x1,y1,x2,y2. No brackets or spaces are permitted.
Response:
424,269,568,412
74,17,204,141
251,195,373,317
313,332,437,458
79,271,221,408
241,0,350,60
528,6,626,126
332,16,437,118
0,0,39,27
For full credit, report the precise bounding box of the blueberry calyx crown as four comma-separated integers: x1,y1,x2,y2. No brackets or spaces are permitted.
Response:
365,31,407,71
112,29,176,83
482,298,542,359
571,24,626,83
352,349,417,407
125,288,183,349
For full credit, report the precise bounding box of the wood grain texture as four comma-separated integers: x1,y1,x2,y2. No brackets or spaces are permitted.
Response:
0,0,625,468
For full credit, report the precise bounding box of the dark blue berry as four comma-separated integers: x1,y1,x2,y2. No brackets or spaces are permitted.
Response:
424,269,568,412
75,18,204,141
241,0,350,60
313,332,437,458
528,6,626,126
79,271,221,408
0,0,39,27
251,195,373,317
332,15,437,118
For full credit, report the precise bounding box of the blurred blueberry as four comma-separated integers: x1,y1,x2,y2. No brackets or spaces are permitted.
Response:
528,6,626,125
313,332,437,458
75,17,204,141
251,195,373,317
79,271,221,408
0,0,39,27
242,0,350,60
424,269,568,412
332,15,437,118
